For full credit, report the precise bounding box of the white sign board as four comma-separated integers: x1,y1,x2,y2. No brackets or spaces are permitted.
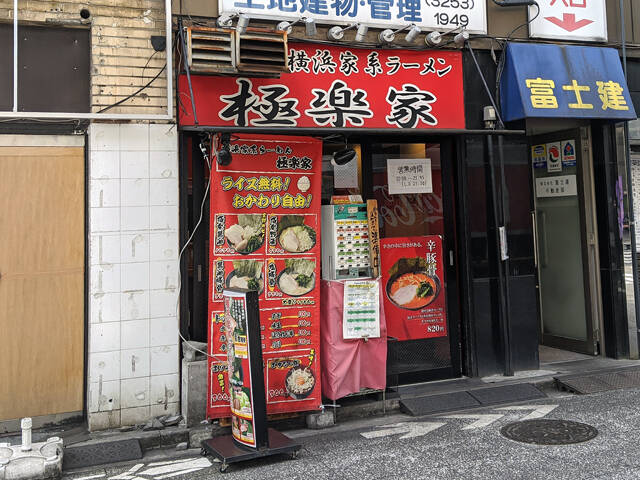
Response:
219,0,487,34
343,280,380,340
387,158,432,195
535,175,578,198
528,0,607,42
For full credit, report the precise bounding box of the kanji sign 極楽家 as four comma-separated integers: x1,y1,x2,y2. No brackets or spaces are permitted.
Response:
179,45,464,130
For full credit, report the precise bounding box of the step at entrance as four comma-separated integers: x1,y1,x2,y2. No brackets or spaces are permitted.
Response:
555,366,640,394
400,383,546,417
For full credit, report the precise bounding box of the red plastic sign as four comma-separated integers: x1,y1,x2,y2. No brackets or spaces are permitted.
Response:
380,235,447,341
207,134,322,419
179,44,464,130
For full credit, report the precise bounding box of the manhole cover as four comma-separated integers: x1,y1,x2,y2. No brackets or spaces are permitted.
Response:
500,419,598,445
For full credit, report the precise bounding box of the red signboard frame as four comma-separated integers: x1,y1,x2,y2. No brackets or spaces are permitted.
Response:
179,44,464,130
207,134,322,419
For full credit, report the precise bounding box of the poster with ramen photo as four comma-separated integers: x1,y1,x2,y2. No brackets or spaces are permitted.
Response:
380,235,447,341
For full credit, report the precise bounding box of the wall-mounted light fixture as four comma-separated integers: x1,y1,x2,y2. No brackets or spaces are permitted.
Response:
425,31,442,46
404,25,421,43
236,14,250,34
327,23,367,41
355,24,369,42
424,24,466,48
379,24,420,44
277,17,317,36
453,30,469,45
216,133,232,166
216,13,250,34
378,28,395,43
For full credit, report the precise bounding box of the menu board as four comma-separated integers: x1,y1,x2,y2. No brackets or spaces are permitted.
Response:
343,280,381,340
208,135,322,419
380,235,447,341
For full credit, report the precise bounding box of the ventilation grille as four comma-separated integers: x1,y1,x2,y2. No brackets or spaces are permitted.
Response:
186,27,236,74
236,30,289,74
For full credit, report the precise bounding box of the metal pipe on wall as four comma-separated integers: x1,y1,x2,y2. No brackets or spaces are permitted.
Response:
487,135,513,376
619,0,640,356
12,0,17,112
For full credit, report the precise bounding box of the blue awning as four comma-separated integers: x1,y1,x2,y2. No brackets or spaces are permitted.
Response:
500,43,637,122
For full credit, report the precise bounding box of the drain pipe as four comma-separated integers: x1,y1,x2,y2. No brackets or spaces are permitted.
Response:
620,0,640,357
21,418,32,452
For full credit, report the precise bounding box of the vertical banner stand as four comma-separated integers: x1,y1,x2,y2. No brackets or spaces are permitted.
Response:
201,288,301,473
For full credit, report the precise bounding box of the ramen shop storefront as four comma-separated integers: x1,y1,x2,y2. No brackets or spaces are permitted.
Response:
178,42,476,415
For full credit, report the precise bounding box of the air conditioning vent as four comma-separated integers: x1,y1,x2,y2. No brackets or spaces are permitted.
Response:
236,29,289,75
186,27,236,74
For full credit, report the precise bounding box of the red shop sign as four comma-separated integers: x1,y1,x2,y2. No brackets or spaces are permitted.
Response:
380,235,448,341
179,44,464,130
207,134,322,419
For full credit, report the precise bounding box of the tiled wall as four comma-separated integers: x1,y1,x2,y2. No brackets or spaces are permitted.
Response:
87,123,180,431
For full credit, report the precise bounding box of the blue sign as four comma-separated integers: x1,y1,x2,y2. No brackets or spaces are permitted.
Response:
500,43,637,122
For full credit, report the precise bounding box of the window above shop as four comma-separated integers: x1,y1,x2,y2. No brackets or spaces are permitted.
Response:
0,24,89,113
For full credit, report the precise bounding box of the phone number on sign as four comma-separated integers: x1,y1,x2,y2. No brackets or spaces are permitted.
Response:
426,0,475,28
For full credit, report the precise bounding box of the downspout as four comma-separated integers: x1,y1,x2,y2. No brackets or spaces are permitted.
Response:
619,0,640,357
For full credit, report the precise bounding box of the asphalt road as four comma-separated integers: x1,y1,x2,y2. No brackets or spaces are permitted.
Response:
64,386,640,480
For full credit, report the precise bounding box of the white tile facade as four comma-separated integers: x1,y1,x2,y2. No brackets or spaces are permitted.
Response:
87,123,180,431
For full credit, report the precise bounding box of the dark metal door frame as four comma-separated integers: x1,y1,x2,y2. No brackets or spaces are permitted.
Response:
529,128,598,355
359,136,463,383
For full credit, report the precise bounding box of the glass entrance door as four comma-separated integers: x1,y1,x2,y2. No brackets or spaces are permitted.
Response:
531,129,600,354
370,142,461,382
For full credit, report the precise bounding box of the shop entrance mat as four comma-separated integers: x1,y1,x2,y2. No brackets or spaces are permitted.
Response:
400,391,480,416
399,383,546,417
555,367,640,394
63,438,142,470
467,383,546,405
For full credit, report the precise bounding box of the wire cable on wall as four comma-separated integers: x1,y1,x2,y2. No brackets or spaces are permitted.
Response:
495,1,540,113
97,63,167,114
175,134,215,357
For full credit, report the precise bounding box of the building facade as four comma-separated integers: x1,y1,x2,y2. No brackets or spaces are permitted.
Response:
1,0,640,433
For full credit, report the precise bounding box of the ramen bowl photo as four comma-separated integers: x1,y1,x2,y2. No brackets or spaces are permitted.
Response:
285,366,316,399
225,260,264,294
386,270,440,310
276,215,317,253
277,259,316,297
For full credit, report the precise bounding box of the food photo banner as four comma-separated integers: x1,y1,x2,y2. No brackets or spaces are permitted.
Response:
207,134,322,419
380,235,447,341
219,0,487,33
179,45,465,130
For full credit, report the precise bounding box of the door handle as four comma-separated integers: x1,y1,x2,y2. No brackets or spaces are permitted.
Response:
540,210,548,268
531,211,538,267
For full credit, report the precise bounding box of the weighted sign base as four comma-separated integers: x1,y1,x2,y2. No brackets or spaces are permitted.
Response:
200,428,301,473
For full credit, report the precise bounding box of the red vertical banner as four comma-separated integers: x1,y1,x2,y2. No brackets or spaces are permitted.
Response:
207,135,322,419
380,235,447,341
